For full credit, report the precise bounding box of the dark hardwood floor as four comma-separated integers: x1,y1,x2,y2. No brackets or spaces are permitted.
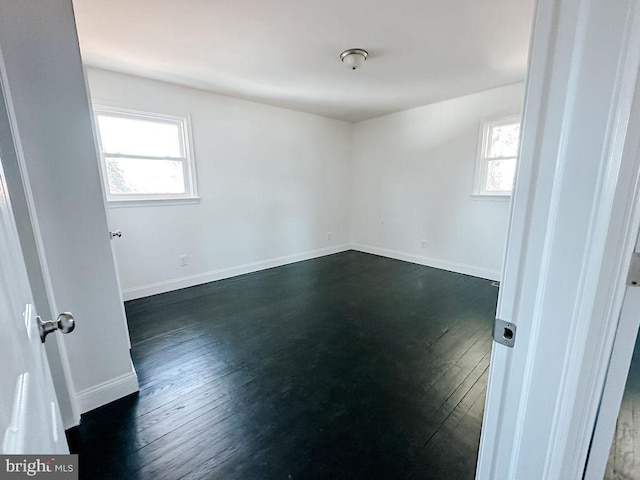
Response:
606,333,640,479
67,251,498,479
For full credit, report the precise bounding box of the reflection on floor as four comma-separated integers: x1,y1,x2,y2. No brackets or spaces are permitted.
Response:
606,333,640,480
67,251,498,479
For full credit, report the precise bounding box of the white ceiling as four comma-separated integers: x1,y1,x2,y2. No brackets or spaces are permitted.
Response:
72,0,535,122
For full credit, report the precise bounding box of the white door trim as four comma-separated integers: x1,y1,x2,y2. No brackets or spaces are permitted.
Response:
477,0,640,478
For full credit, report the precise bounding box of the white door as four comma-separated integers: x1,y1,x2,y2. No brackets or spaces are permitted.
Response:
86,111,131,348
475,0,640,478
583,231,640,479
0,151,68,454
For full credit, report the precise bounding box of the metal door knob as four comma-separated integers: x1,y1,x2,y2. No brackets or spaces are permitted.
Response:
38,312,75,343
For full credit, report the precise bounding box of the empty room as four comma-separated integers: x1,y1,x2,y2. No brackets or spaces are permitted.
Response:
2,1,640,480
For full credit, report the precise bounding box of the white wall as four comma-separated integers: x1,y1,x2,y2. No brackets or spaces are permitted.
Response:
87,70,522,298
351,83,525,280
0,1,137,422
85,68,353,300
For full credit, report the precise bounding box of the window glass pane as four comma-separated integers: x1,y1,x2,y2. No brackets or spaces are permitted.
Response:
486,158,516,192
106,157,185,195
97,115,183,157
488,122,520,158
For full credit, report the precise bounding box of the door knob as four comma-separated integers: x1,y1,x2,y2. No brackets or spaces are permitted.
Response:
109,230,122,239
38,312,75,343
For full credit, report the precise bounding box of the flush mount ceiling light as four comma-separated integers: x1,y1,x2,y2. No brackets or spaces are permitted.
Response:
340,48,368,70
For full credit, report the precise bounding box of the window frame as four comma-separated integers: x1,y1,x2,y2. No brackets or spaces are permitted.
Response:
93,105,199,206
473,114,521,197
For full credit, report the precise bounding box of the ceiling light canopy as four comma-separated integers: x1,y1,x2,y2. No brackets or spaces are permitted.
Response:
340,48,368,70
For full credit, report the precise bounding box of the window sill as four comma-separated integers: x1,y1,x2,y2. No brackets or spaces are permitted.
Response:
471,193,512,201
107,197,201,208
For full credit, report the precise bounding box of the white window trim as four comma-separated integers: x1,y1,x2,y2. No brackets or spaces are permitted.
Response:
93,104,199,206
473,114,521,197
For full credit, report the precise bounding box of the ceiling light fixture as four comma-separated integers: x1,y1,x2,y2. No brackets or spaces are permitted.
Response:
340,48,368,70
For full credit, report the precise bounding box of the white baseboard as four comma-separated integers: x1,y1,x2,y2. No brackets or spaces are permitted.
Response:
121,244,351,301
121,242,497,301
351,243,501,281
76,371,139,414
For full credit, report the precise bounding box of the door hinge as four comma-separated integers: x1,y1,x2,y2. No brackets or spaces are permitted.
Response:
493,319,517,348
627,252,640,286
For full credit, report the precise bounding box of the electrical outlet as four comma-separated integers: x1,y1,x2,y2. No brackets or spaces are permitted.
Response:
421,239,427,248
179,255,188,266
326,232,332,241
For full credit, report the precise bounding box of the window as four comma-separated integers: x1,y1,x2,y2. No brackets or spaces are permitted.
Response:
474,116,521,196
93,106,198,204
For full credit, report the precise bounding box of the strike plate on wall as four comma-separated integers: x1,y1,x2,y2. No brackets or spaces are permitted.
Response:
493,318,517,348
627,252,640,287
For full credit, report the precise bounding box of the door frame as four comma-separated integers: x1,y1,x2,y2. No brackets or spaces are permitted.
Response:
477,0,640,478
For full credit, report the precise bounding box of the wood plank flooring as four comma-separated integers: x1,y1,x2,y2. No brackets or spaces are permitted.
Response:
66,251,498,479
606,333,640,480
